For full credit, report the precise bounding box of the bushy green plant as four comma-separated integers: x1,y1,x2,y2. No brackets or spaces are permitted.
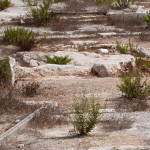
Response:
3,27,37,51
0,58,11,84
143,13,150,28
116,41,129,54
0,0,12,10
112,0,135,9
146,61,150,68
27,0,58,25
94,0,104,4
118,71,150,99
46,55,72,65
71,93,101,136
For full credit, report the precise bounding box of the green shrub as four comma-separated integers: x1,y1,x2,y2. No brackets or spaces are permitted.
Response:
70,93,102,136
116,41,129,54
0,58,11,84
94,0,104,4
3,27,37,51
143,13,150,28
0,0,12,10
27,0,58,25
46,55,72,65
146,61,150,68
118,71,150,99
111,0,135,9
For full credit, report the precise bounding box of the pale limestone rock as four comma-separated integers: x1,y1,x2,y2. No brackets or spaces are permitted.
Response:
92,55,135,77
15,64,91,78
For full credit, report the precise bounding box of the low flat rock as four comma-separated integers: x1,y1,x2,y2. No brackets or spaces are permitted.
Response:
15,64,91,78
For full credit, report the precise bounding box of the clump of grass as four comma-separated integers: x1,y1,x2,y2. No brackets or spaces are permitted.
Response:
118,71,150,99
94,0,104,5
21,81,40,97
116,41,129,54
143,13,150,28
0,0,12,10
70,93,102,136
146,61,150,68
0,57,11,84
111,0,136,9
30,105,67,128
46,55,72,65
27,0,58,25
3,27,37,51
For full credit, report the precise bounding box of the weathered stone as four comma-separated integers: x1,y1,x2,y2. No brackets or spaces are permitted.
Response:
15,52,135,78
138,47,150,58
92,55,135,77
15,64,91,78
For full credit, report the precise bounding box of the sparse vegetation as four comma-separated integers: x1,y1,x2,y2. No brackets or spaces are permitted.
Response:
27,0,58,25
111,0,136,9
118,71,150,99
0,0,12,10
143,13,150,28
46,55,72,65
0,57,11,84
146,61,150,68
21,81,40,97
116,41,129,54
3,27,37,51
70,93,102,136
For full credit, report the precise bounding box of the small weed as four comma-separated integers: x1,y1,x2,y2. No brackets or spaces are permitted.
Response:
118,71,150,99
70,93,102,136
3,27,37,51
21,81,40,97
146,61,150,68
116,41,129,54
102,115,134,131
27,0,57,25
116,40,139,55
46,55,72,65
0,57,12,84
111,0,136,9
94,0,104,5
0,0,12,10
143,13,150,28
30,105,67,128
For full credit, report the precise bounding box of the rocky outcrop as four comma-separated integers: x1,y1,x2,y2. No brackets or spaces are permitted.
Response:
15,51,135,78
